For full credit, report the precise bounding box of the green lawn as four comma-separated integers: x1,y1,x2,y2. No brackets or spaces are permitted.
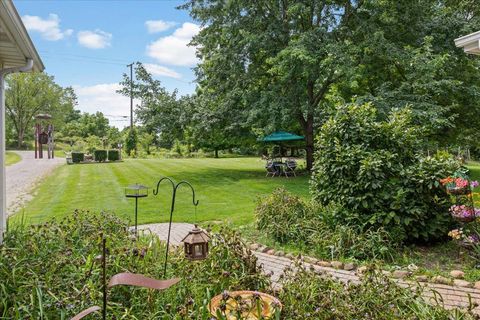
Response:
12,157,309,225
466,161,480,204
6,151,21,166
467,161,480,183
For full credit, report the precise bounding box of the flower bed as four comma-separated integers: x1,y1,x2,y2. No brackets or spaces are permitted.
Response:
1,211,476,319
0,211,268,319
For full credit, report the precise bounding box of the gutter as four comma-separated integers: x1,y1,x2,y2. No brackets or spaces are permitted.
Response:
0,58,33,243
0,58,34,75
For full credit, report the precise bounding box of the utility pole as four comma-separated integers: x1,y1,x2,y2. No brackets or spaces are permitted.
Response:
127,63,134,129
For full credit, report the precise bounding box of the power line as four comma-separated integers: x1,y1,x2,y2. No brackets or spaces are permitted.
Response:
40,54,126,66
105,114,128,118
39,50,131,64
39,52,194,84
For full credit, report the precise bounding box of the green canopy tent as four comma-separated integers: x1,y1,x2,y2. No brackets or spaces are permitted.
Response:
260,131,305,143
259,131,305,160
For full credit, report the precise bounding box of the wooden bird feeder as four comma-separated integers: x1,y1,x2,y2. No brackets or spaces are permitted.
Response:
181,225,210,260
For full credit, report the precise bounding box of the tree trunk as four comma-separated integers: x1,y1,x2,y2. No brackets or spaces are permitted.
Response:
17,130,24,149
214,149,219,158
304,118,314,171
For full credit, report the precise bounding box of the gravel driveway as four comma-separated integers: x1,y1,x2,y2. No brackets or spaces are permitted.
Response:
6,151,64,216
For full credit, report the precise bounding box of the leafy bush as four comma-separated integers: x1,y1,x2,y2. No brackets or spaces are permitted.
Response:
0,211,268,319
255,188,397,261
255,188,309,243
278,263,475,319
311,104,460,243
93,149,107,162
125,127,138,157
108,149,120,161
71,151,84,163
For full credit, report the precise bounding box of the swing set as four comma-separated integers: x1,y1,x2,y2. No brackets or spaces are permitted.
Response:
34,114,54,159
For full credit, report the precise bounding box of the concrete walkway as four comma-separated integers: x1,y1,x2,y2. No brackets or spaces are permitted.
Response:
140,222,480,314
6,151,64,215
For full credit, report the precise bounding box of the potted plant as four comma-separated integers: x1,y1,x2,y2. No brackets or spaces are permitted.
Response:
448,228,480,248
209,290,282,320
440,176,478,195
449,204,476,223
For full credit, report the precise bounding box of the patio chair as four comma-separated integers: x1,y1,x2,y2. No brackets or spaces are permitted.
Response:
285,159,297,177
265,161,277,177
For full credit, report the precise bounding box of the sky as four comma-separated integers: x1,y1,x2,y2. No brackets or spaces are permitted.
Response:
14,0,199,128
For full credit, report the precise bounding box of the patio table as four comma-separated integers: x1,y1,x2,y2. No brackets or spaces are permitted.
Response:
273,162,287,177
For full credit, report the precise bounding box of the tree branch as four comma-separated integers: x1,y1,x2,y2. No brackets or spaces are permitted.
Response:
393,61,409,82
312,69,337,107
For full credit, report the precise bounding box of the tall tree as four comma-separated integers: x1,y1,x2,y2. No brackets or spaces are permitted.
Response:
182,0,361,169
5,72,75,148
188,91,253,157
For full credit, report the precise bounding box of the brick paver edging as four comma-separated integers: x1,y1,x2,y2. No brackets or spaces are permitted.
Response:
139,223,480,314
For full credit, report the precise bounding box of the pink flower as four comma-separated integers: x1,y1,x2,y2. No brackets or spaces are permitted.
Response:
455,178,469,188
450,205,474,218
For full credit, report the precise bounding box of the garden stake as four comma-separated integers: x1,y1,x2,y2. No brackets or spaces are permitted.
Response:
153,177,199,277
102,237,107,320
125,184,149,236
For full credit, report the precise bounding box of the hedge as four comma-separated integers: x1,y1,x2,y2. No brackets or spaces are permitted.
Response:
108,149,120,161
94,150,107,162
71,152,84,163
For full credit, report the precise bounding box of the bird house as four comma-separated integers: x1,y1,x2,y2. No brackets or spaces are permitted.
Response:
181,225,210,260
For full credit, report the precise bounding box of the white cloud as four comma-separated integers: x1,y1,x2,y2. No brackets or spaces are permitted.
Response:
22,14,73,41
146,22,200,67
73,83,131,128
143,63,181,79
145,20,176,33
77,30,112,49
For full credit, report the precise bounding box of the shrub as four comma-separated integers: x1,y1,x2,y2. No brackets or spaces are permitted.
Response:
255,188,397,261
311,104,460,243
255,188,310,243
93,149,107,162
108,149,120,161
71,151,84,163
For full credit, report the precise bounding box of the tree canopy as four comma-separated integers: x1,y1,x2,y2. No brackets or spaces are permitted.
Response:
179,0,480,166
109,1,480,161
5,72,76,148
